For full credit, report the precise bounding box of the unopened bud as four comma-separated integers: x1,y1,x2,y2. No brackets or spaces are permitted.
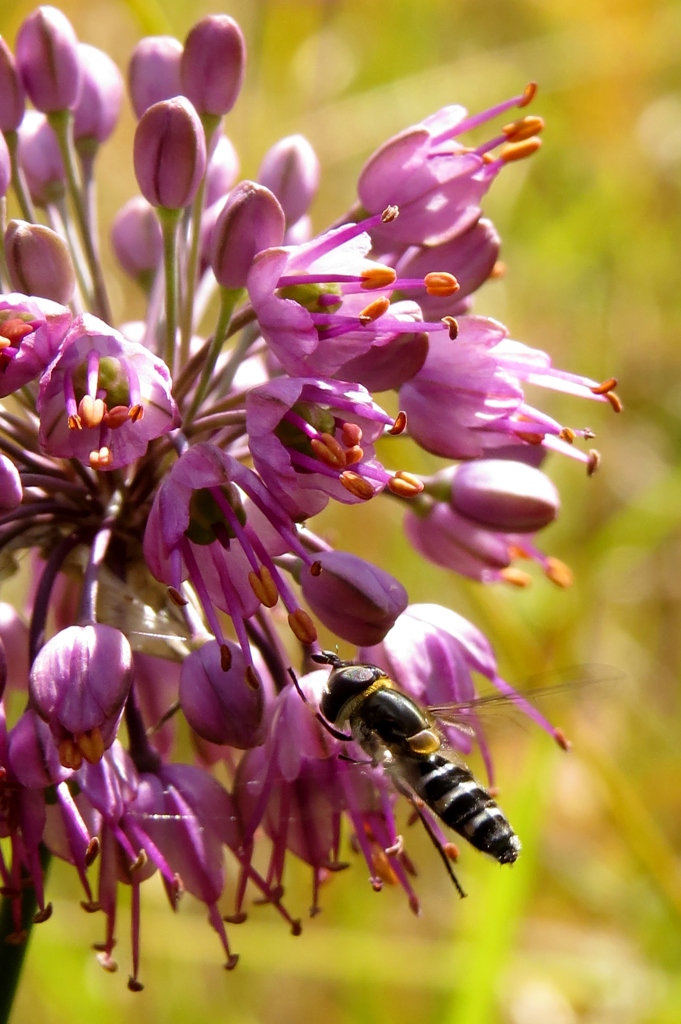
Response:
127,35,182,119
181,15,246,117
111,196,163,285
0,37,26,132
450,459,560,533
15,6,82,113
4,219,76,304
258,134,320,225
134,96,206,209
73,43,124,152
210,180,285,288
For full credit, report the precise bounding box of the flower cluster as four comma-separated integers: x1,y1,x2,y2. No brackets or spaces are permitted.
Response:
0,6,619,990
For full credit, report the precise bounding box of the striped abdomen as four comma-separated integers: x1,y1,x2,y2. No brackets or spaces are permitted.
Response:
399,753,521,864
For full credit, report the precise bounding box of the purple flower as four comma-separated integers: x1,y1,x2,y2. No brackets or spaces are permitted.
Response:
37,313,180,470
246,376,397,518
399,315,618,470
358,85,541,248
301,550,409,646
179,639,265,747
210,180,285,289
29,623,133,768
0,292,72,398
143,443,319,667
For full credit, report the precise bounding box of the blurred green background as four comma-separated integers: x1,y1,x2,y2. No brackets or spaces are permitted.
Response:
2,0,681,1021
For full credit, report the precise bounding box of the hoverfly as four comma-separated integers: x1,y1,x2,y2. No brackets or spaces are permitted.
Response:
312,651,521,873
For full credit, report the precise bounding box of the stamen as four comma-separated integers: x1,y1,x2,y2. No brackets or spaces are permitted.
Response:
58,738,82,770
245,666,262,691
590,376,618,394
248,566,279,608
68,414,82,431
381,205,399,223
441,316,459,340
341,422,362,447
78,395,106,428
587,449,601,476
490,261,506,278
553,727,572,752
545,557,573,588
389,411,407,435
499,567,532,587
519,81,538,107
559,427,576,444
358,297,391,324
167,586,188,606
105,405,131,428
77,727,105,764
500,138,542,162
0,318,35,344
502,115,545,140
424,272,459,297
360,266,397,290
339,471,375,500
387,472,424,498
310,432,347,468
220,644,232,671
310,560,323,577
129,404,144,422
85,838,100,867
90,447,113,469
288,609,317,645
343,445,364,466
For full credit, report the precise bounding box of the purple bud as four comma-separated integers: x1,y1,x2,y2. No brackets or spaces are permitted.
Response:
0,36,26,132
0,130,9,197
450,459,560,533
15,5,82,113
301,550,408,646
258,135,320,225
179,640,265,748
72,43,124,149
205,132,239,207
180,15,246,117
18,109,65,206
133,96,207,209
0,453,22,510
29,623,133,769
5,219,76,304
127,35,182,119
111,195,163,282
210,180,285,289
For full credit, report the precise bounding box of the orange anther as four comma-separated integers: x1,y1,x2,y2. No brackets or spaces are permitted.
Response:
441,316,459,339
387,472,424,498
502,115,545,141
500,138,542,162
381,205,399,223
288,608,318,645
78,395,106,428
344,445,364,466
519,82,538,107
361,266,397,290
499,567,532,587
105,405,131,429
220,644,232,671
358,297,391,324
339,470,375,500
424,272,459,297
587,449,601,476
545,557,573,589
553,727,572,752
389,411,407,435
341,422,362,447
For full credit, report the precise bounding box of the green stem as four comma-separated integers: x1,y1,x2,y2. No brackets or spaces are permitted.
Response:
0,846,51,1024
47,110,112,322
182,285,241,427
4,130,35,223
179,113,221,366
158,206,182,374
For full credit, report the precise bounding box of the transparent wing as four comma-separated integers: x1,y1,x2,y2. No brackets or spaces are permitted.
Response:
427,664,625,728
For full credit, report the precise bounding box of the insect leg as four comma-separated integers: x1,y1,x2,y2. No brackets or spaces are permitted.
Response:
287,666,353,743
392,777,467,899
